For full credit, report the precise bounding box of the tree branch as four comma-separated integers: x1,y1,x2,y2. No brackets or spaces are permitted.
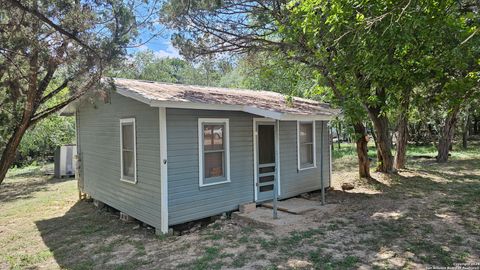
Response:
5,0,98,55
31,76,99,123
39,77,71,104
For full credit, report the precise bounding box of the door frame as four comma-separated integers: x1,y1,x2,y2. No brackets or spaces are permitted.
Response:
253,118,281,202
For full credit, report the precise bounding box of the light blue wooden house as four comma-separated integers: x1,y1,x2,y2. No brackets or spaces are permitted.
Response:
72,78,338,234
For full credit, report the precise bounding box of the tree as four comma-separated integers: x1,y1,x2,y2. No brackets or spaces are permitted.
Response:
0,0,162,184
161,0,479,173
112,50,236,86
434,80,479,162
161,0,375,177
16,88,75,166
17,114,75,166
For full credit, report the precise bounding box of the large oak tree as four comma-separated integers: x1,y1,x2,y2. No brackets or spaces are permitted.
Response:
0,0,163,184
161,0,479,173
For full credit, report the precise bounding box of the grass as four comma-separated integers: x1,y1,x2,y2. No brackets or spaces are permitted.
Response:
332,141,480,160
6,162,52,178
177,246,229,270
309,252,359,270
0,142,479,269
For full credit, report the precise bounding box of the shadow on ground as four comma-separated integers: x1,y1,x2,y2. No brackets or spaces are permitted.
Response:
0,176,74,203
33,156,480,269
35,201,165,269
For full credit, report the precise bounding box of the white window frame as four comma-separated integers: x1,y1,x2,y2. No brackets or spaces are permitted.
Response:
120,118,137,184
297,120,317,171
198,118,230,187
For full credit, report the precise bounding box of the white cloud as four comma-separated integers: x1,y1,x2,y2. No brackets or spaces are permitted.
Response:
153,41,181,59
137,45,149,52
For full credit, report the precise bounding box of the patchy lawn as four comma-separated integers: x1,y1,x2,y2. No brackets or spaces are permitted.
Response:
1,145,479,270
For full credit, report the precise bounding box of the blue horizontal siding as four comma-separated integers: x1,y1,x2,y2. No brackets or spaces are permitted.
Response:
166,109,254,225
79,94,331,229
279,121,330,198
78,92,161,228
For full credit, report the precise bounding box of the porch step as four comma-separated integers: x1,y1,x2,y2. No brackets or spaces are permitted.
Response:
262,198,319,215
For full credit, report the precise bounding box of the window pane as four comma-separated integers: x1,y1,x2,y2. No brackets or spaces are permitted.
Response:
258,125,275,164
300,144,314,166
259,166,275,174
259,184,274,192
203,125,213,148
204,124,224,151
204,152,223,178
300,123,313,144
123,150,135,177
259,175,274,183
122,124,134,150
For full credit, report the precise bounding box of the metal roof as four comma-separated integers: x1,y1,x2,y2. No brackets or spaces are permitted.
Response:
114,78,339,121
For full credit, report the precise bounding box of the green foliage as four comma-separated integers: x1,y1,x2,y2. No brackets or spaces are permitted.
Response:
286,0,478,104
16,86,75,166
230,54,321,96
0,0,162,179
112,50,235,87
113,50,332,103
161,0,479,147
16,115,74,166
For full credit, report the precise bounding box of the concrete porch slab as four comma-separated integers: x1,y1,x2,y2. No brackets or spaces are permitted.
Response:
232,202,340,233
232,207,307,230
262,197,322,214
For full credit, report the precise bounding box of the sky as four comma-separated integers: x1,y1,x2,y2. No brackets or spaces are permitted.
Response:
129,28,181,59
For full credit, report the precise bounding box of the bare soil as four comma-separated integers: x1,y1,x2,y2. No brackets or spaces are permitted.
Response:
1,152,479,269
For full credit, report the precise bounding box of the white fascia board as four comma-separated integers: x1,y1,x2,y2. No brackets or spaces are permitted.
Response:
242,106,284,120
59,103,76,116
244,106,336,121
279,113,335,121
151,100,244,111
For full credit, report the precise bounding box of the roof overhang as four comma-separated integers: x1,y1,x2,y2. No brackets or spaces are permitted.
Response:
117,88,338,121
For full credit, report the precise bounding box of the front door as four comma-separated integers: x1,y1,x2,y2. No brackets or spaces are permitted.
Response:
255,122,276,202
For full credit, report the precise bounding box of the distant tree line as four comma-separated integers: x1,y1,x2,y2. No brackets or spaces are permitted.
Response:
111,50,322,97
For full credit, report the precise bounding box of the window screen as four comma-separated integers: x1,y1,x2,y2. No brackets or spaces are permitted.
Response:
203,124,225,178
299,122,315,169
121,119,136,182
199,119,230,186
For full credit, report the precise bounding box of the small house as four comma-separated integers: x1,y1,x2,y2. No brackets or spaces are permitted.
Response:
72,78,338,234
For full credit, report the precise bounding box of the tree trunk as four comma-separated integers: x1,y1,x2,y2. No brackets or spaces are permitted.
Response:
367,106,394,173
0,44,38,184
353,122,371,179
462,113,470,149
369,122,383,168
437,108,460,163
411,123,419,146
337,121,341,149
370,122,378,149
394,89,411,170
474,116,479,135
0,122,32,184
0,85,36,184
394,113,409,169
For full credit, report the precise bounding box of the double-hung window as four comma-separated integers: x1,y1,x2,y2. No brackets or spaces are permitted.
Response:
297,121,316,170
120,118,137,183
198,118,230,186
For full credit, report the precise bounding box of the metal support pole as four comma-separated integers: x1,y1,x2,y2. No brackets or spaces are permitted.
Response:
273,120,280,219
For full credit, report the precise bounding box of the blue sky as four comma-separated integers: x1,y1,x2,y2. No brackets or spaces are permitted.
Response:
130,28,181,58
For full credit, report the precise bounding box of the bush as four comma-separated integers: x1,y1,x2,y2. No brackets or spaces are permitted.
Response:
14,115,75,167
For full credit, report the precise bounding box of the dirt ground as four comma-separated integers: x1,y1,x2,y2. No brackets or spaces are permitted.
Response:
0,150,479,269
